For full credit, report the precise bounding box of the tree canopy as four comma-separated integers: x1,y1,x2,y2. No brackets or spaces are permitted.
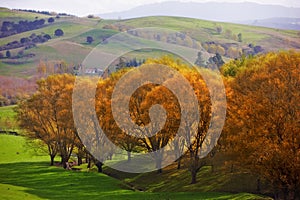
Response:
223,51,300,199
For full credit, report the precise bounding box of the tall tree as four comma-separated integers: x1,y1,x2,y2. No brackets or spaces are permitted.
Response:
95,72,141,162
17,74,79,168
224,51,300,199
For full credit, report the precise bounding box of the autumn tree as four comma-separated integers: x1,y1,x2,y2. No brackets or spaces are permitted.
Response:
131,82,181,173
17,74,79,168
72,76,118,172
92,56,223,177
95,62,182,173
224,51,300,199
226,47,241,58
180,66,226,184
95,71,141,162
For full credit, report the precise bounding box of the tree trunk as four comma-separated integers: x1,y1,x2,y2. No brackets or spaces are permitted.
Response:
87,159,91,169
282,187,289,200
77,155,82,166
273,188,279,200
256,178,261,193
177,158,181,169
155,157,162,174
191,170,197,184
127,151,131,162
50,155,55,166
157,168,162,173
62,161,67,169
95,161,103,173
87,154,91,168
61,155,69,169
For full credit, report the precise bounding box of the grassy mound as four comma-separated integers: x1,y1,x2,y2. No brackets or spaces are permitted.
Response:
0,134,269,199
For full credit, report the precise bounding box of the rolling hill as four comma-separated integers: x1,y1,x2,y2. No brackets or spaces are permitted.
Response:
0,8,299,78
238,17,300,30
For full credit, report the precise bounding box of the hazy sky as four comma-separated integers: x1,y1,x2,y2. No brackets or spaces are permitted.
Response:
1,0,299,16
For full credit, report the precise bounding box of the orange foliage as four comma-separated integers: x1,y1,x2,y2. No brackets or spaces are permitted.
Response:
224,51,300,199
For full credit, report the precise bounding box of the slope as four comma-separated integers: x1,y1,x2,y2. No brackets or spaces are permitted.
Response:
0,9,299,78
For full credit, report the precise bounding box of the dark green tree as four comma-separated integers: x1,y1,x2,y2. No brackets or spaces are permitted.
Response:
86,36,94,44
48,17,55,23
54,29,64,37
194,52,207,67
208,53,225,69
6,50,11,58
238,33,242,42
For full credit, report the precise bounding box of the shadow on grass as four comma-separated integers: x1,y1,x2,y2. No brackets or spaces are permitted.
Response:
0,161,134,199
0,162,269,200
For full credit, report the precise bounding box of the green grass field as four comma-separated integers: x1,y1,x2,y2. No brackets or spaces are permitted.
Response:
0,133,269,199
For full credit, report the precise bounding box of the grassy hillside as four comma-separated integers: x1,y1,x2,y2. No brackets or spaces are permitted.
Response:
0,134,268,199
103,152,271,196
0,7,50,22
0,105,18,132
121,16,300,50
0,9,299,77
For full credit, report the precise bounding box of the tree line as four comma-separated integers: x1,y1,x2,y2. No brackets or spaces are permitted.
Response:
0,16,58,39
16,51,300,199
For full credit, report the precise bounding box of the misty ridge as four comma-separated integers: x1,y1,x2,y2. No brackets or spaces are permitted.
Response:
98,1,300,30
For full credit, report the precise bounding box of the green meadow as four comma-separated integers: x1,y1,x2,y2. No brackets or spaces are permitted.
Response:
0,134,267,199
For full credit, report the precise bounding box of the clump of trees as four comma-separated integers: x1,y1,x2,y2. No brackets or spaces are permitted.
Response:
95,56,224,180
16,51,300,199
0,19,47,38
36,60,77,76
0,33,51,52
222,51,300,199
194,51,225,69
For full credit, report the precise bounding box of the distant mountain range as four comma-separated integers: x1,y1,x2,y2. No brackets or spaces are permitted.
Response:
238,17,300,30
98,2,300,30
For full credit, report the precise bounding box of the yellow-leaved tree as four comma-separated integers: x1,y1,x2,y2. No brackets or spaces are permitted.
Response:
17,74,80,168
223,51,300,199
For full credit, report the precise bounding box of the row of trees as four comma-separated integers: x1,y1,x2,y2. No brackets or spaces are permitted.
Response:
0,33,51,52
202,42,263,59
0,19,46,38
0,17,55,38
0,29,63,60
17,56,223,182
17,51,299,199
